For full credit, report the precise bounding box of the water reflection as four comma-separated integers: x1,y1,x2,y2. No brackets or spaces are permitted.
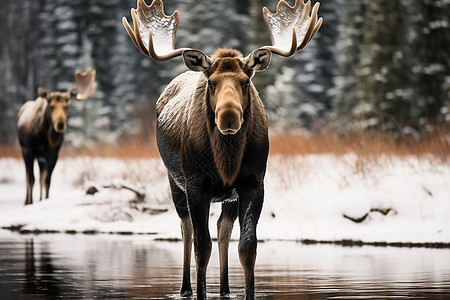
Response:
0,232,449,299
24,239,61,297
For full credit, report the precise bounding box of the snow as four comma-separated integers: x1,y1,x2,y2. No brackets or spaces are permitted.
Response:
0,155,449,244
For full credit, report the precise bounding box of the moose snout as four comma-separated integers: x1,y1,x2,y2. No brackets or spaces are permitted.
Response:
54,120,67,133
215,105,243,135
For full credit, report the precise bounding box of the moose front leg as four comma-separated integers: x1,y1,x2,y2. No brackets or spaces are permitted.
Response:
43,154,58,199
169,176,193,297
37,159,48,201
22,150,35,205
186,185,212,300
217,201,238,295
237,184,264,300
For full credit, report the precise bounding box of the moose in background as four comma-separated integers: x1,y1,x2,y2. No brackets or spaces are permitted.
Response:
16,69,97,205
123,0,322,298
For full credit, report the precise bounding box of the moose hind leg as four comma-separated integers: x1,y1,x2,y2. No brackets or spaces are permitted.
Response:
217,201,238,295
180,216,193,296
238,185,264,300
37,159,48,201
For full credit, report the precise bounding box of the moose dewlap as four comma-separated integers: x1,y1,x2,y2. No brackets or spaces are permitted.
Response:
123,0,322,299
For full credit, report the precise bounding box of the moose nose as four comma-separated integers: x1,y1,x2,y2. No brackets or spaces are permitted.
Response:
55,121,66,133
215,106,243,135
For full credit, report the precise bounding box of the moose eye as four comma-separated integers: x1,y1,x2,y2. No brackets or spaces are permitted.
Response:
207,80,214,88
245,79,250,87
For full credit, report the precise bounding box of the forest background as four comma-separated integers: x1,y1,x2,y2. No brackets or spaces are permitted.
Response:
0,0,448,151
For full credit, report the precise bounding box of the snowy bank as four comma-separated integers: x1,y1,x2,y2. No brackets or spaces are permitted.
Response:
0,155,449,245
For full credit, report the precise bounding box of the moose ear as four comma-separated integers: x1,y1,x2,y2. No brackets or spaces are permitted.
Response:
243,49,271,72
68,88,78,100
37,86,49,99
183,50,214,73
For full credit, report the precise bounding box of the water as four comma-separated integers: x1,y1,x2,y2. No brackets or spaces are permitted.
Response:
0,231,449,299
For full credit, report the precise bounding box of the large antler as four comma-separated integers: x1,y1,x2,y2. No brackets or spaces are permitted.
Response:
122,0,190,61
261,0,322,57
73,68,97,101
122,0,322,63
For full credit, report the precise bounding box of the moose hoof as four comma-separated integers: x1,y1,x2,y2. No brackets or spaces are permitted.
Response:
181,289,192,297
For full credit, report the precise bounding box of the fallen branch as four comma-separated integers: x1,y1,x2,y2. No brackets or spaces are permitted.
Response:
343,208,394,223
86,182,145,202
85,182,168,216
343,213,368,223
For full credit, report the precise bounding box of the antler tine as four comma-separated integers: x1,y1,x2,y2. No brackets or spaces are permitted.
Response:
122,0,190,61
299,2,322,51
261,0,323,57
74,68,97,101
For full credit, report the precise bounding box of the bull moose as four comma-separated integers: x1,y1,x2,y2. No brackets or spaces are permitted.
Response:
123,0,322,298
16,69,97,205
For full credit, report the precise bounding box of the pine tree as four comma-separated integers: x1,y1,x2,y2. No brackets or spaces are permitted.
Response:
42,0,80,91
2,0,447,144
358,0,410,132
175,0,248,54
65,36,111,146
261,0,342,131
0,0,43,143
333,0,368,132
308,0,342,113
109,12,139,138
40,0,112,145
266,66,315,130
409,0,450,130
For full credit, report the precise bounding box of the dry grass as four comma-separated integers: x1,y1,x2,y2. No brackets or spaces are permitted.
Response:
269,130,449,160
0,138,159,160
269,129,449,176
0,145,19,158
62,137,160,159
1,128,448,164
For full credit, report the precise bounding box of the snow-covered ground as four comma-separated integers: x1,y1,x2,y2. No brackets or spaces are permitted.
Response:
0,155,449,244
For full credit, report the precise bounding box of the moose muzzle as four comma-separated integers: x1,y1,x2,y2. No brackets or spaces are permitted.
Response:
53,118,67,133
215,102,243,135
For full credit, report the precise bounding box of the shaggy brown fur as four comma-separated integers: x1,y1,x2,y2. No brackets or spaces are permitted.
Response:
212,48,243,59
